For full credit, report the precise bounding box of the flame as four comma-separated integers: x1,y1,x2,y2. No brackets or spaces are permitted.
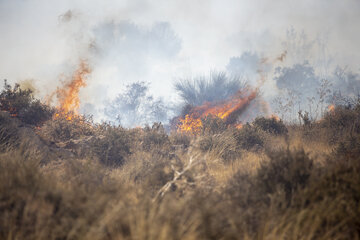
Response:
178,114,203,134
177,89,257,134
176,51,287,134
55,61,91,120
328,104,335,113
270,114,280,121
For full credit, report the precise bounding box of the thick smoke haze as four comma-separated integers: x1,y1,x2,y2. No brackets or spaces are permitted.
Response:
0,0,359,125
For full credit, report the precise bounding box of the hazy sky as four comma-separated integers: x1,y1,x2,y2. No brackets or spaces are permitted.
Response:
0,0,359,120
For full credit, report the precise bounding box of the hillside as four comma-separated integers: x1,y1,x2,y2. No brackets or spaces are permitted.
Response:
0,82,360,239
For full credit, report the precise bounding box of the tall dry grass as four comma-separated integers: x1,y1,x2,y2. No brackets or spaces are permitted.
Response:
1,83,360,239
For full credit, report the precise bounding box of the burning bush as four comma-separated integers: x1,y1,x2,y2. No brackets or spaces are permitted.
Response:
201,115,228,135
174,71,246,106
0,80,54,125
175,88,258,135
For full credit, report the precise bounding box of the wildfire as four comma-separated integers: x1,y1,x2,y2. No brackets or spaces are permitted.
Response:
328,104,335,113
178,114,203,134
270,114,280,121
177,90,257,134
55,61,91,120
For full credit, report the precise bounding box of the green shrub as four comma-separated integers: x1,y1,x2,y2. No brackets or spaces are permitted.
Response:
253,116,288,135
0,80,54,125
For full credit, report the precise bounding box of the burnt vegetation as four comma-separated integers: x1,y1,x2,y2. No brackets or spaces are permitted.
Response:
1,80,360,240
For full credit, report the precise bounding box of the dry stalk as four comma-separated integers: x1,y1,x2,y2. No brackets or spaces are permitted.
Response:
153,153,204,202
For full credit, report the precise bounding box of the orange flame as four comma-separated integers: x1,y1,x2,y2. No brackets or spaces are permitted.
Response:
177,89,257,134
270,114,280,121
55,61,91,120
328,104,335,113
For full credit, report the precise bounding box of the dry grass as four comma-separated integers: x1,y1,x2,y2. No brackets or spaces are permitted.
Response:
1,92,360,239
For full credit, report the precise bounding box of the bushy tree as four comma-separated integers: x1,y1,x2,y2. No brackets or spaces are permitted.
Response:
332,66,360,98
105,82,168,127
0,80,54,125
226,52,260,78
274,61,319,95
174,71,246,106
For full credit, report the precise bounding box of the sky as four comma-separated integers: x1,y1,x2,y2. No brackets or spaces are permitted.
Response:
0,0,359,121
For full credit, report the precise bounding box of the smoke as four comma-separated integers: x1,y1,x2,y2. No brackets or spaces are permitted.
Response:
0,0,359,125
105,81,169,127
226,52,260,85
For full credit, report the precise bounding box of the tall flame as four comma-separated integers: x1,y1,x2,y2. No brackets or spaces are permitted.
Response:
55,61,91,120
177,89,257,134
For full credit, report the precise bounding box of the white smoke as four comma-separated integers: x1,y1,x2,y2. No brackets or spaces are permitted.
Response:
0,0,359,124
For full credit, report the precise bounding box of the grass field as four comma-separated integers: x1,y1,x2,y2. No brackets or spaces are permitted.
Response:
1,83,360,239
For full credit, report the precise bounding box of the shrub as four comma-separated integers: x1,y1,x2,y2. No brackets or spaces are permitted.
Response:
174,71,245,106
226,171,268,235
39,115,94,143
169,132,192,151
201,115,227,135
196,131,239,162
0,112,20,151
90,124,132,167
124,151,174,194
0,151,134,240
274,154,360,239
141,122,170,152
256,148,314,203
253,116,288,135
0,80,54,125
320,103,360,144
233,123,264,151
